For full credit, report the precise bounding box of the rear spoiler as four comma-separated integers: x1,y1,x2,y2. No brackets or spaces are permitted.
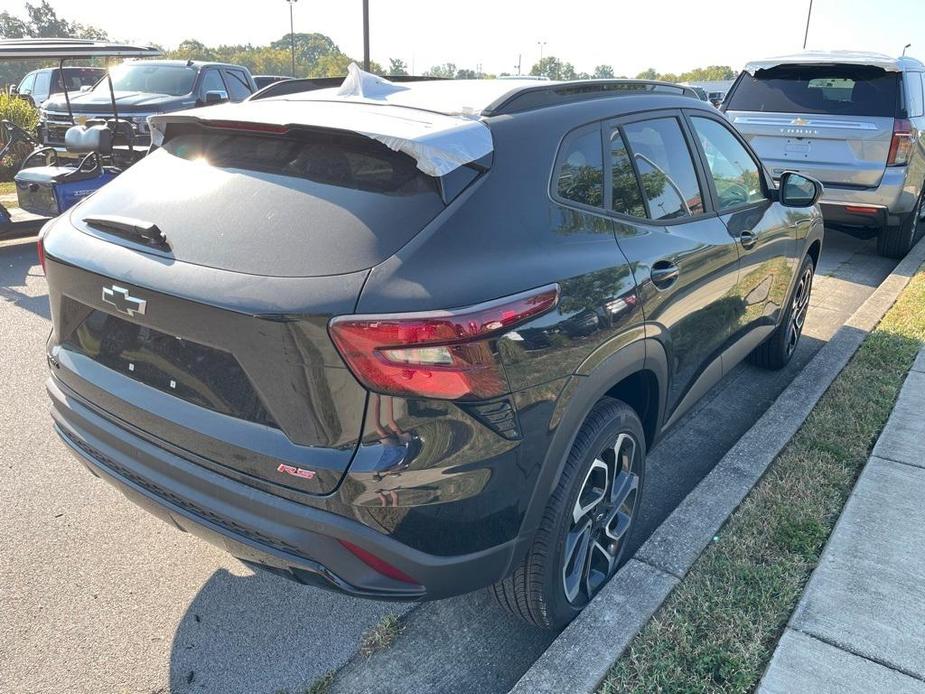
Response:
148,100,493,178
745,51,904,75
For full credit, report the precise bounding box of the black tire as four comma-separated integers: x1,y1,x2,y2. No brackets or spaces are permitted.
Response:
747,254,815,370
492,397,645,630
877,189,924,259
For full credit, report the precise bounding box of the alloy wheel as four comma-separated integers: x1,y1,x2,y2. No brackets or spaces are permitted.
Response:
562,432,641,605
786,265,814,358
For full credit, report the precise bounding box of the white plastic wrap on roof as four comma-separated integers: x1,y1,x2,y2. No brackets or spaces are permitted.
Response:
149,64,494,177
745,51,905,75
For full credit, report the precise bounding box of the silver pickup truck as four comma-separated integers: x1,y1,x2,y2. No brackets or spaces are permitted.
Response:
723,51,925,258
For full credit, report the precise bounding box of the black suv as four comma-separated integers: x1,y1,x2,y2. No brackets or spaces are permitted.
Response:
39,60,256,150
41,79,823,629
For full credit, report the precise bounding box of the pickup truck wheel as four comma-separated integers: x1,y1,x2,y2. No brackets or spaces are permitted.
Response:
747,254,814,370
877,190,924,259
491,397,645,630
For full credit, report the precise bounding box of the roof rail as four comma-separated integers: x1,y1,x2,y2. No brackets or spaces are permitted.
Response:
249,74,447,101
481,79,700,117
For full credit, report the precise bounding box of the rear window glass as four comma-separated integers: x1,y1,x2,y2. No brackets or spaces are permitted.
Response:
725,66,900,117
164,128,436,195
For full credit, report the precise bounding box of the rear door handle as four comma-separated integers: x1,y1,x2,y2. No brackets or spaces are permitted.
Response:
740,229,757,249
651,261,680,290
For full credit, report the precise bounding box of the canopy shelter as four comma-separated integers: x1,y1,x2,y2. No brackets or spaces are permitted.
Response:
0,38,161,60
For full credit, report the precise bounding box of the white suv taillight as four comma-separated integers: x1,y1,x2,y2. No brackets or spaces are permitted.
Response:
887,118,914,166
329,285,560,400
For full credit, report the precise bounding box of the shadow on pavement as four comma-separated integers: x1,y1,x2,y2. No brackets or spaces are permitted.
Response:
0,237,49,321
169,567,402,694
329,589,554,694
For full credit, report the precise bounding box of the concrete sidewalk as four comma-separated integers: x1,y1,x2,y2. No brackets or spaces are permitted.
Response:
759,348,925,694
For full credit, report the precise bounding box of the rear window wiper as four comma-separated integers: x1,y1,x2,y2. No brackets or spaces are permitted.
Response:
83,215,168,248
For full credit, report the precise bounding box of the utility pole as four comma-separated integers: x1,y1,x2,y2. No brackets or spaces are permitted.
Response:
362,0,370,71
516,54,521,75
286,0,298,77
537,41,547,62
802,0,813,50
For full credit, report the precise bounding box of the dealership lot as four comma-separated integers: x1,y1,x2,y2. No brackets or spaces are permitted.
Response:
0,226,898,694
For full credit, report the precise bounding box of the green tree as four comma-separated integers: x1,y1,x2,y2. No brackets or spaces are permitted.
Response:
680,65,734,82
593,64,615,79
635,68,658,80
424,63,457,78
0,2,107,87
530,56,576,80
388,58,408,76
455,68,477,79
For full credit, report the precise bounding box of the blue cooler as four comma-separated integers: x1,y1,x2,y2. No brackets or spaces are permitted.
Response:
15,164,117,217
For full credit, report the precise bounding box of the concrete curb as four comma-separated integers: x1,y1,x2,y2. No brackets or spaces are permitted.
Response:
510,238,925,694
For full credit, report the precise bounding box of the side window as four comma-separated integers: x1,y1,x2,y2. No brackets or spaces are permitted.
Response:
33,71,51,100
18,72,36,95
907,73,925,118
554,125,604,209
622,117,704,220
690,116,766,211
200,69,227,98
222,69,253,101
609,129,646,218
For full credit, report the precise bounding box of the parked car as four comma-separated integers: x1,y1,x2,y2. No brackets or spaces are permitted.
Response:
253,74,291,90
686,85,709,101
40,76,823,630
12,66,105,106
708,90,725,107
39,60,256,151
724,51,925,257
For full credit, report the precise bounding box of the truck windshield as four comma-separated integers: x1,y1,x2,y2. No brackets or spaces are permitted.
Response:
725,65,901,117
94,64,197,97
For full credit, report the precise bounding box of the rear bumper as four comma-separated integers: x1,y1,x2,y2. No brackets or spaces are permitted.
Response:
818,167,918,227
819,201,889,230
48,375,523,601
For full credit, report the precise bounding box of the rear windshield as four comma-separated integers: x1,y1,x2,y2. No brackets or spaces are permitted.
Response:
75,125,447,277
725,65,901,117
164,127,435,195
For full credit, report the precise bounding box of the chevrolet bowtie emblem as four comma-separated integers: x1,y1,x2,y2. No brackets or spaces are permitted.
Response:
791,117,810,126
102,285,146,317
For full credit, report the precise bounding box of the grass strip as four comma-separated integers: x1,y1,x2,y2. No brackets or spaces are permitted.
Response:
0,180,16,197
600,264,925,694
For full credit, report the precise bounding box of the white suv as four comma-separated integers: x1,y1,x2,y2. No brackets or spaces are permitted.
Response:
724,50,925,257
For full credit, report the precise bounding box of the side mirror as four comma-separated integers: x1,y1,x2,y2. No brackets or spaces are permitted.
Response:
779,171,823,207
80,85,92,93
204,90,228,106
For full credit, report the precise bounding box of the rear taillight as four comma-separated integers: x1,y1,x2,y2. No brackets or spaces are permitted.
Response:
887,118,914,166
36,236,46,274
329,285,560,400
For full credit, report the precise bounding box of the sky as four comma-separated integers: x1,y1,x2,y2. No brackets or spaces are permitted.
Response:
6,0,925,76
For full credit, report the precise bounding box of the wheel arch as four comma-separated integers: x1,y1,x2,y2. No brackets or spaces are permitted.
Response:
516,337,668,542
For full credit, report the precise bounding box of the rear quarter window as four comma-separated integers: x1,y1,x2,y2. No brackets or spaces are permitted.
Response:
725,65,901,117
554,125,604,209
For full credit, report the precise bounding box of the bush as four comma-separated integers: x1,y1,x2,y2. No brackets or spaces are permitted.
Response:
0,92,40,181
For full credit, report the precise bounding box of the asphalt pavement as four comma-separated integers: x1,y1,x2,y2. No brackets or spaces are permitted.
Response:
0,228,899,694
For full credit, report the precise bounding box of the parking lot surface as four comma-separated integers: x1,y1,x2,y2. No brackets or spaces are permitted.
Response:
0,229,898,694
